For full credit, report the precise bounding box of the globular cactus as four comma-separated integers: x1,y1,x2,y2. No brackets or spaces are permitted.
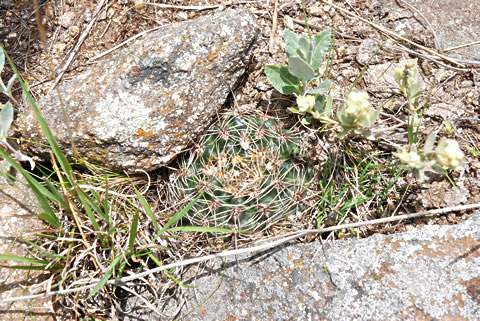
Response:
168,110,315,232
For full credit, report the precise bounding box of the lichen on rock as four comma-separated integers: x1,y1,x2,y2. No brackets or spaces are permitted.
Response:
16,8,260,173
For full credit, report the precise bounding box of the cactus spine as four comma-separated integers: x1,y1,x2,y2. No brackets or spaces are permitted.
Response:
169,111,314,232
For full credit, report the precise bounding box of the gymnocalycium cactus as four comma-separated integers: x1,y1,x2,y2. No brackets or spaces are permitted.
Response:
169,111,315,232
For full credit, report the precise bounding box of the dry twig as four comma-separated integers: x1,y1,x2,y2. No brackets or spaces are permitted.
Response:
48,0,108,94
268,0,279,53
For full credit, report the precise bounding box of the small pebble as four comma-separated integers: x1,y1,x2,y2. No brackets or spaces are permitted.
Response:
177,11,188,20
283,15,294,31
58,11,76,28
461,80,473,88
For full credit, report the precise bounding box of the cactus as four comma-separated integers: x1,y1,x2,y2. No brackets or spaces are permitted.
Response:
169,111,315,232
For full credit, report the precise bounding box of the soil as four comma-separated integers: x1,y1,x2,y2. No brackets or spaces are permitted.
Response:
2,0,479,226
1,0,480,318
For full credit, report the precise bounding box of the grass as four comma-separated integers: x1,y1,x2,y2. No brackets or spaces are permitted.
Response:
315,145,406,233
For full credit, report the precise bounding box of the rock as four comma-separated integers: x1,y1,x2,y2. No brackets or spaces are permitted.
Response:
424,101,465,119
58,11,76,28
17,9,260,173
356,38,382,65
376,0,480,61
129,211,480,320
416,180,469,210
363,59,426,98
0,160,54,320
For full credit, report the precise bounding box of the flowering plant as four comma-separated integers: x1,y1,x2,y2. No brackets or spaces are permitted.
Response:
337,89,380,138
265,28,380,137
392,62,464,180
265,26,464,182
265,28,334,126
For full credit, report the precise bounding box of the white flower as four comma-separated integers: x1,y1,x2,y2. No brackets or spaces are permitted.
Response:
296,95,316,113
345,90,371,124
395,149,423,169
435,139,464,169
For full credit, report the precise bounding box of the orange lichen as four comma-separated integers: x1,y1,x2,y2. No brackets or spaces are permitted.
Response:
135,128,154,139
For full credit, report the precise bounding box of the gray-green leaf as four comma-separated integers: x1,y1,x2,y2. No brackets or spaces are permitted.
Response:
284,29,300,58
311,29,331,70
0,48,4,73
6,74,16,96
265,64,302,95
301,117,311,125
324,93,333,117
424,132,437,154
0,102,13,142
306,79,332,94
288,56,315,83
313,95,326,112
432,163,448,175
297,36,312,63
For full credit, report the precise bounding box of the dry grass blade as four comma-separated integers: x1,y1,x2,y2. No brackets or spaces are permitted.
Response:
268,0,279,53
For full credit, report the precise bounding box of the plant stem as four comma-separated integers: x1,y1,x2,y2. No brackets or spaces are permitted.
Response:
301,0,311,39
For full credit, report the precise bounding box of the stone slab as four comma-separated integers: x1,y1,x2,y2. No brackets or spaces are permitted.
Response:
138,212,480,320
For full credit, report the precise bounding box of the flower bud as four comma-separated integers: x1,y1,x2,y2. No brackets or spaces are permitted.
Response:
311,110,322,120
393,67,404,84
405,58,418,69
296,95,316,113
395,149,424,169
345,90,372,124
435,139,464,169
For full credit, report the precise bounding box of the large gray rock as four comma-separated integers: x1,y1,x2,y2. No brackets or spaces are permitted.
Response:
17,9,260,173
139,212,480,320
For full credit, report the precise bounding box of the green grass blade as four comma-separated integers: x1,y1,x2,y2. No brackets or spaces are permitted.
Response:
76,190,101,232
102,179,110,225
2,48,75,181
87,255,122,300
22,240,67,260
75,187,106,221
135,189,159,231
146,251,192,288
0,148,61,228
42,175,69,210
168,226,238,233
349,40,386,93
0,254,48,265
37,212,61,229
128,211,139,253
158,193,202,236
0,265,48,270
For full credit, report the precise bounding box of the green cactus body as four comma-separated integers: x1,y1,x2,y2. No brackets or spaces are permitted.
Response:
169,111,315,232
